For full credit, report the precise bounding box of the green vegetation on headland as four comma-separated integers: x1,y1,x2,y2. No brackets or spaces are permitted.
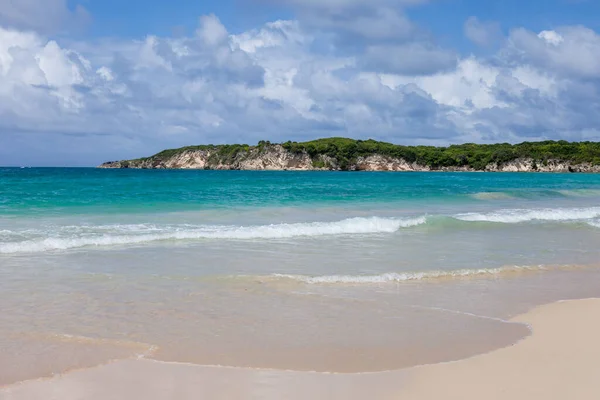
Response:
281,138,600,170
102,138,600,171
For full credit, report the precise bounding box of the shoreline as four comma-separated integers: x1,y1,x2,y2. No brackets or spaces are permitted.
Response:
3,166,600,173
97,139,600,173
97,165,600,173
3,298,599,400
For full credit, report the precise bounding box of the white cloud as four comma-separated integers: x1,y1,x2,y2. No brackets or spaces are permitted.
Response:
232,20,307,53
538,30,564,46
96,66,114,81
508,26,600,78
1,12,600,166
0,26,89,118
381,58,503,109
196,14,229,47
137,36,173,71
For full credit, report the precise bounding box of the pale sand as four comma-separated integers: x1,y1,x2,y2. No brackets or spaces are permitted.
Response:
2,298,599,400
401,298,600,400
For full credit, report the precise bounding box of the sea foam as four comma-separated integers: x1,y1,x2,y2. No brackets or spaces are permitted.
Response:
588,220,600,228
0,217,426,254
271,265,550,284
2,207,599,254
455,207,600,224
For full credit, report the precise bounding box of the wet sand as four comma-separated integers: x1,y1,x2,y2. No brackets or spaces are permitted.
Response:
2,298,599,400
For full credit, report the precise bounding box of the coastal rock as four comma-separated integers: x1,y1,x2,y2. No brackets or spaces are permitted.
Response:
99,144,600,173
233,145,314,170
488,159,598,173
352,155,430,171
100,145,321,171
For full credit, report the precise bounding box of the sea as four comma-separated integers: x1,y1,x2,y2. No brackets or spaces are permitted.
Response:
2,168,600,385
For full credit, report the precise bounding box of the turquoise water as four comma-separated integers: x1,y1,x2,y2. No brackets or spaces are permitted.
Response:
2,168,600,260
3,168,600,215
2,168,600,382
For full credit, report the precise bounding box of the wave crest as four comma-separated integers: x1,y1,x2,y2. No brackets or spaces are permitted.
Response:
588,220,600,228
0,217,425,254
270,265,554,284
2,207,599,254
455,207,600,224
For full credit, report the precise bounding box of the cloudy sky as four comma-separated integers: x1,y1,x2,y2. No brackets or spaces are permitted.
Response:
1,0,600,166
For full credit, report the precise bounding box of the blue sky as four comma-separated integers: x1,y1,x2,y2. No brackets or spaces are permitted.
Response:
83,0,289,37
1,0,600,165
81,0,600,39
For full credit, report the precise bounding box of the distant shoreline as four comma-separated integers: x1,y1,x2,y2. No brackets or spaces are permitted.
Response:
98,167,600,173
2,166,598,173
98,138,600,173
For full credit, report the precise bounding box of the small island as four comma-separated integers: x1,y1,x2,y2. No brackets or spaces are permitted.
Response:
99,138,600,172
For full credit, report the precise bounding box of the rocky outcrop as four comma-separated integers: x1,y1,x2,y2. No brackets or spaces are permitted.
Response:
100,145,324,171
350,155,431,171
99,146,600,173
485,158,599,173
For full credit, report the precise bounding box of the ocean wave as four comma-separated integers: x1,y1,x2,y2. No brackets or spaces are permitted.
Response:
2,207,599,254
455,207,600,224
588,220,600,228
0,217,426,254
558,189,600,197
270,265,551,284
471,189,600,201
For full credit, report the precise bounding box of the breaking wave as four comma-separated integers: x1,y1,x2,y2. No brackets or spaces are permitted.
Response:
588,220,600,228
0,217,426,254
2,206,599,254
455,207,600,224
269,265,554,284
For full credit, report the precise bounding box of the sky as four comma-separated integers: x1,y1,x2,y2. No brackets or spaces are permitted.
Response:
1,1,600,166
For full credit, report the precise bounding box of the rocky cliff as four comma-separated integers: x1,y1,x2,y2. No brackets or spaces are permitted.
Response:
100,145,319,170
99,144,600,172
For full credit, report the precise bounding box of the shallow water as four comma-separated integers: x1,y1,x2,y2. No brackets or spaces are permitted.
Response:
1,169,600,385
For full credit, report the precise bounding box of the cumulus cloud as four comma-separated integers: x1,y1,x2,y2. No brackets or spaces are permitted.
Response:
1,7,600,166
507,26,600,78
0,17,268,165
464,17,503,47
264,0,455,78
196,14,229,47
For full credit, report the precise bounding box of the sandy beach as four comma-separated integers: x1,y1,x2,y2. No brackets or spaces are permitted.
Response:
2,298,599,400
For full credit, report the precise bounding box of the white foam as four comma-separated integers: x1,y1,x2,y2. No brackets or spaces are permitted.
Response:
454,207,600,224
272,266,547,284
588,220,600,228
0,217,426,254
